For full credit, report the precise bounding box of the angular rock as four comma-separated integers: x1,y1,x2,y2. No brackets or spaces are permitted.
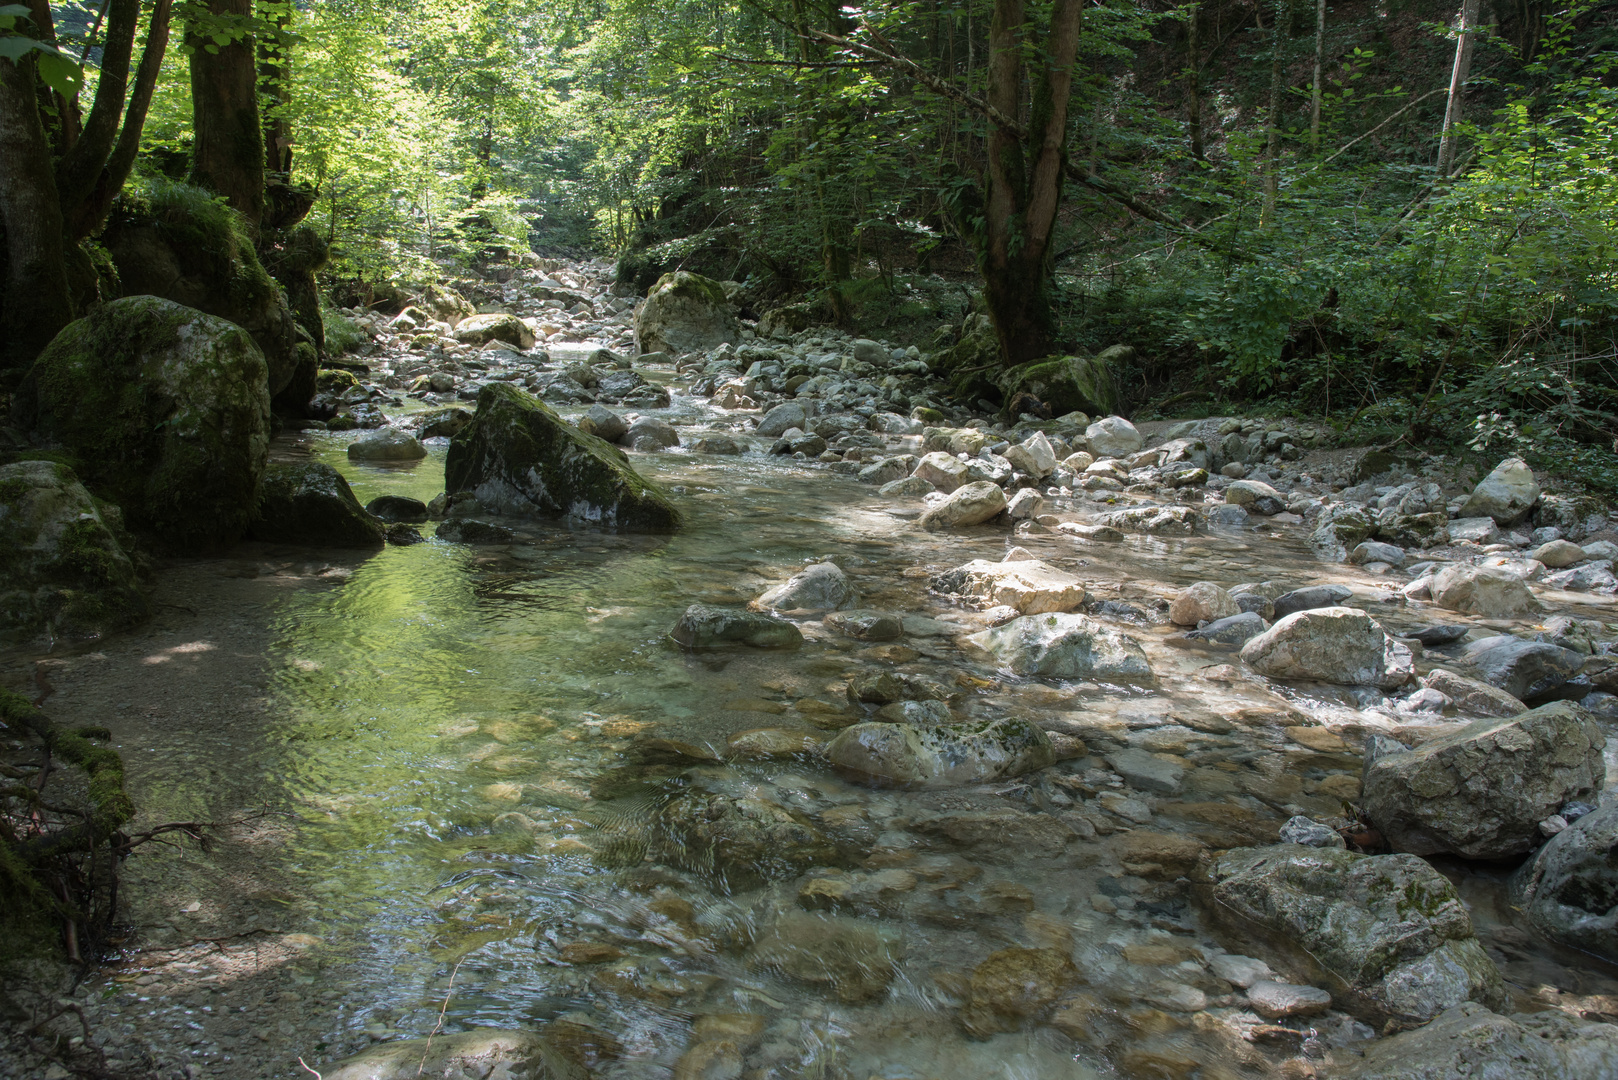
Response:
624,416,680,452
0,460,148,642
672,604,802,650
453,313,536,350
826,718,1055,788
1421,669,1523,717
16,296,271,547
918,481,1007,530
1278,816,1345,848
965,612,1154,681
1169,581,1240,626
1094,505,1198,536
1361,702,1605,859
913,451,971,493
931,559,1086,615
1448,517,1502,544
1460,457,1540,524
1431,564,1538,617
1337,1002,1618,1080
633,271,739,355
1511,801,1618,961
1085,415,1144,458
347,427,427,462
1311,503,1375,559
858,455,914,485
753,562,856,613
444,384,680,531
1463,635,1583,700
822,609,902,641
1003,432,1057,478
879,476,934,498
1239,607,1414,689
250,463,384,548
994,354,1119,418
1196,844,1508,1028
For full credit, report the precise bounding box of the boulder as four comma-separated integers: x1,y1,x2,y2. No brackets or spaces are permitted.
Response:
1447,516,1501,544
1463,635,1583,700
753,562,857,613
1169,582,1240,626
443,384,681,531
1085,415,1143,458
365,495,428,523
930,559,1086,614
623,417,680,452
994,355,1120,418
912,451,971,493
917,481,1007,530
581,404,628,443
756,401,810,438
1361,702,1605,859
452,313,535,350
1431,564,1539,617
103,183,300,397
653,783,837,890
1511,802,1618,961
1224,480,1282,510
15,296,271,547
0,460,148,642
346,427,427,462
1270,584,1353,619
1349,541,1406,567
414,407,474,440
633,271,739,355
419,283,475,326
1336,1002,1618,1080
249,463,384,548
1531,539,1588,569
1183,612,1268,646
671,604,802,649
1195,844,1508,1028
1239,607,1414,689
1002,432,1058,478
318,1028,577,1080
826,718,1055,788
1311,504,1374,559
1421,669,1524,717
964,613,1154,681
1460,457,1540,524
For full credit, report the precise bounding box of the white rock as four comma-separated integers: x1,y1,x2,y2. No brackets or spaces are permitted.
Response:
1460,457,1540,524
1085,415,1143,458
1239,606,1415,689
1431,564,1538,617
934,559,1085,614
1169,582,1240,627
917,482,1007,531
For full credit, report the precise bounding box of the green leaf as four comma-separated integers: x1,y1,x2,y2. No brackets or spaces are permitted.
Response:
35,49,83,96
0,36,34,62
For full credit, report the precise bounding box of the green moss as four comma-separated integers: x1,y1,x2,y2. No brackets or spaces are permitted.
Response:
996,355,1120,418
122,179,282,323
316,368,361,394
654,270,729,307
322,307,366,354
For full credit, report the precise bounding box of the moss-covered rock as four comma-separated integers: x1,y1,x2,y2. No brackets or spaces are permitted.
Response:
633,271,739,355
995,355,1120,418
248,462,385,548
103,180,301,396
445,383,682,532
14,296,272,548
930,314,1001,404
0,460,149,643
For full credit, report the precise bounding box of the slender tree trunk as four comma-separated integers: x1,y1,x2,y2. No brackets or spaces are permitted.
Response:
1186,4,1203,160
259,6,292,174
188,0,264,230
1260,0,1284,227
56,0,139,209
1310,0,1325,150
1436,0,1480,177
0,54,76,368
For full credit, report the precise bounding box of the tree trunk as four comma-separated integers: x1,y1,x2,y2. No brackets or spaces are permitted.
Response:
1436,0,1480,178
0,53,76,368
981,0,1083,367
1310,0,1325,150
188,0,263,230
1186,4,1203,160
1260,0,1284,227
259,7,292,175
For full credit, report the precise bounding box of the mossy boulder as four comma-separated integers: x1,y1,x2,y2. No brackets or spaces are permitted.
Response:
444,383,682,532
633,271,739,355
14,296,272,548
995,355,1120,418
930,314,1000,404
103,181,301,397
0,460,149,643
248,462,385,548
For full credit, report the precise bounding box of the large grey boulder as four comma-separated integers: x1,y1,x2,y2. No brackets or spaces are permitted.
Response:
0,460,148,643
1511,802,1618,961
964,612,1154,680
1432,564,1539,617
930,559,1086,614
756,401,810,438
917,481,1007,530
1460,457,1540,524
752,561,857,613
346,427,427,462
1421,668,1524,717
15,296,271,547
1196,844,1508,1029
827,718,1054,788
443,384,681,531
1361,702,1605,860
671,604,802,649
248,463,384,548
1463,635,1583,700
633,271,739,355
1085,415,1143,458
1337,1002,1618,1080
1310,504,1374,560
1238,607,1414,689
452,313,535,349
318,1028,579,1080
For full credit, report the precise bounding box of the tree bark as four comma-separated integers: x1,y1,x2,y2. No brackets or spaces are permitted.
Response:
1260,0,1284,227
56,0,139,214
1310,0,1325,150
258,6,292,175
0,53,76,368
1186,4,1203,160
1436,0,1479,178
188,0,263,230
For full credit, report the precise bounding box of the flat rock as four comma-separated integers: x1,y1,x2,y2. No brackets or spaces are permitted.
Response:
1337,1002,1618,1080
931,558,1086,614
1246,981,1332,1020
1421,669,1524,717
965,612,1154,680
672,604,803,649
826,718,1055,788
1271,584,1354,619
822,609,902,640
1105,747,1184,794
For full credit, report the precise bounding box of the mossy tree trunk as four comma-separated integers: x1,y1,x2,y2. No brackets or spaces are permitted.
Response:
0,52,75,369
188,0,265,232
980,0,1083,368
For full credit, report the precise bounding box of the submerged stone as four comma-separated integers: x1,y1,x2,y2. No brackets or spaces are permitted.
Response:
671,604,802,649
826,718,1054,788
964,613,1154,681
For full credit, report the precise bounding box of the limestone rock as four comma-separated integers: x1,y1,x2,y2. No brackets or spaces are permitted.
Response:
1003,432,1057,478
1094,504,1198,536
453,313,536,350
1361,702,1605,859
1239,607,1414,689
826,718,1055,788
1311,504,1375,559
1169,582,1240,626
634,271,739,355
318,1028,576,1080
1246,981,1332,1020
1463,635,1583,700
16,296,271,547
1196,844,1508,1028
931,559,1086,614
1460,457,1540,525
1421,669,1524,717
1085,415,1144,458
1532,539,1588,568
965,612,1154,681
672,604,802,650
347,427,427,462
1225,480,1283,510
756,401,809,438
753,562,856,613
1511,802,1618,961
250,463,384,548
918,481,1007,530
0,460,148,642
912,451,971,493
444,383,681,531
1432,564,1538,617
1337,1002,1618,1080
